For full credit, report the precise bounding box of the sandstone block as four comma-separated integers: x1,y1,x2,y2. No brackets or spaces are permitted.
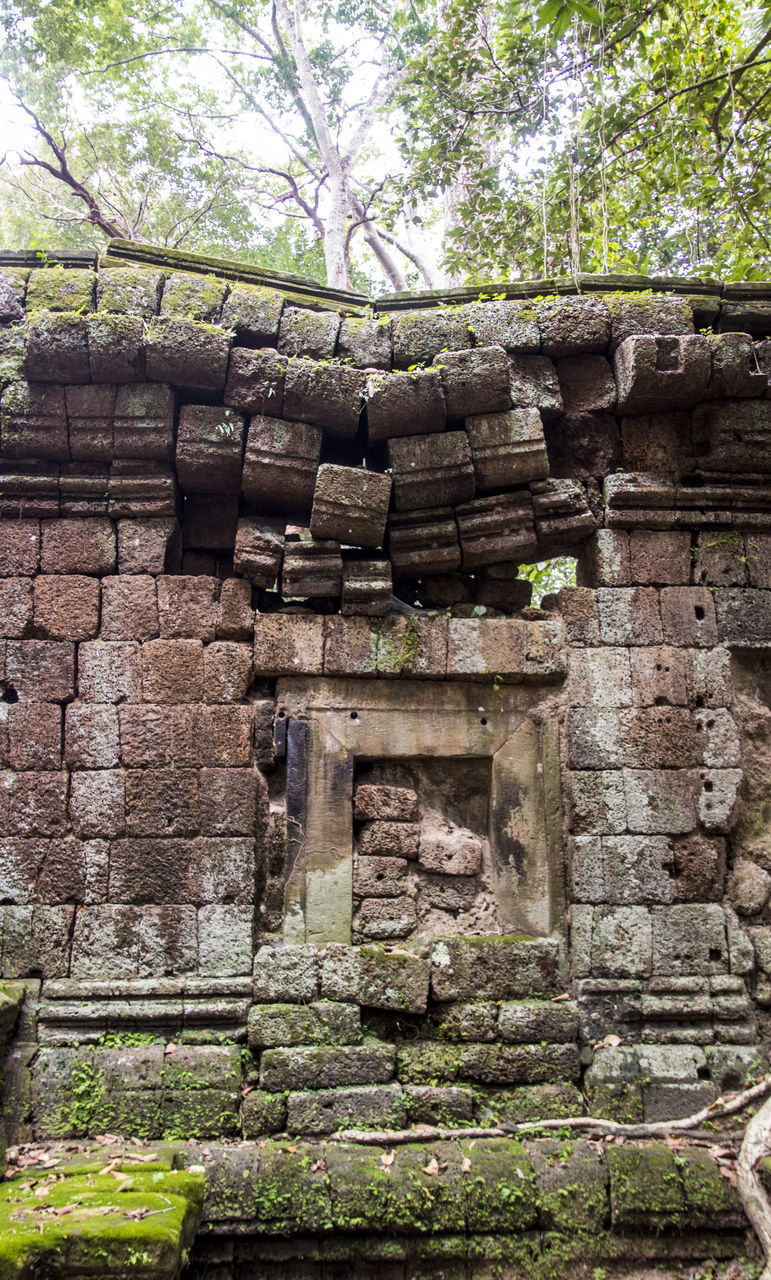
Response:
614,334,711,413
387,431,474,511
40,516,115,575
195,705,253,766
463,298,540,352
113,383,175,460
713,587,771,647
1,381,68,460
456,492,536,570
107,460,178,519
0,520,39,576
223,347,285,417
145,317,231,392
233,518,283,589
430,936,560,1001
556,586,600,644
310,464,392,547
366,368,445,441
241,1089,287,1136
688,647,732,709
65,384,115,461
691,767,742,832
203,641,253,704
277,305,340,359
705,332,767,399
353,856,410,898
596,587,662,646
33,575,99,640
160,271,226,321
567,708,626,770
387,507,461,577
281,538,342,598
5,639,74,703
65,703,120,769
728,857,771,916
253,614,324,676
100,575,158,641
530,477,596,551
241,414,322,517
601,834,676,905
141,638,204,703
438,345,511,418
78,640,141,703
465,407,548,491
181,492,238,551
418,873,476,912
283,358,367,438
607,292,693,352
247,1000,360,1049
157,574,218,640
176,404,246,493
446,616,565,682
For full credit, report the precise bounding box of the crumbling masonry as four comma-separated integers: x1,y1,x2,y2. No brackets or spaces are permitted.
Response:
1,240,771,1277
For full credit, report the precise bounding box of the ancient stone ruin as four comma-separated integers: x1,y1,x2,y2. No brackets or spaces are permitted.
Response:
1,239,771,1276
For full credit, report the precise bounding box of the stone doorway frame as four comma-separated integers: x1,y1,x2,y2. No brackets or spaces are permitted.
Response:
276,678,564,945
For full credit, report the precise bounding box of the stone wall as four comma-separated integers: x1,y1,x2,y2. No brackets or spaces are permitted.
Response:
1,242,771,1271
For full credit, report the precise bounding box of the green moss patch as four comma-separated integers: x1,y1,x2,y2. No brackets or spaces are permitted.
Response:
0,1164,203,1279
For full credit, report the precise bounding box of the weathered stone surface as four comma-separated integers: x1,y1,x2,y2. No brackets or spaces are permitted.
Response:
357,821,420,858
674,834,726,902
253,614,325,675
0,520,39,576
241,414,321,516
260,1042,395,1090
418,873,476,912
145,317,231,392
498,1000,579,1044
287,1083,406,1135
614,334,711,413
629,530,692,585
508,354,563,419
113,383,175,460
106,459,177,519
101,574,158,640
391,308,471,368
34,574,99,640
537,295,610,356
310,465,391,548
254,943,320,1000
624,768,696,834
660,586,718,647
456,492,536,570
97,267,163,316
176,404,245,493
284,358,367,438
338,315,392,368
569,646,632,707
221,284,283,342
591,906,652,978
651,904,728,975
438,345,511,418
87,313,145,383
341,559,392,615
248,1000,360,1048
418,828,482,876
354,895,418,939
705,331,767,399
446,616,565,682
1,381,68,460
466,407,548,491
531,477,596,551
65,384,115,461
282,537,343,597
241,1088,287,1136
278,305,340,359
388,507,461,577
431,936,560,1001
157,574,218,640
607,292,694,352
320,942,430,1013
233,518,284,588
223,347,285,417
24,311,90,383
555,355,617,413
728,858,771,916
354,785,418,822
458,1042,580,1084
388,431,475,512
568,770,627,835
714,587,771,646
366,368,445,441
353,856,410,897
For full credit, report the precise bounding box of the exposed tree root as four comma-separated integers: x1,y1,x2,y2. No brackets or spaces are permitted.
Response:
737,1089,771,1280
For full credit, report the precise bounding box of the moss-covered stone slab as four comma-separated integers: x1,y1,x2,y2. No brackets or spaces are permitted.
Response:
0,1164,203,1279
160,271,227,322
97,267,165,317
26,267,95,314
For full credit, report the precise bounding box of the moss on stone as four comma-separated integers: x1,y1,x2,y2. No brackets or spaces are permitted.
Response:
26,266,95,313
0,1165,203,1279
160,271,227,322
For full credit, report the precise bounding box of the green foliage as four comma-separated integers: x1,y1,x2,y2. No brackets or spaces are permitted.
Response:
518,556,577,603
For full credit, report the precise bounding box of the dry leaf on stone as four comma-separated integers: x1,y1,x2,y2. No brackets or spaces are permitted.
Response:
461,1157,472,1173
380,1150,395,1171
